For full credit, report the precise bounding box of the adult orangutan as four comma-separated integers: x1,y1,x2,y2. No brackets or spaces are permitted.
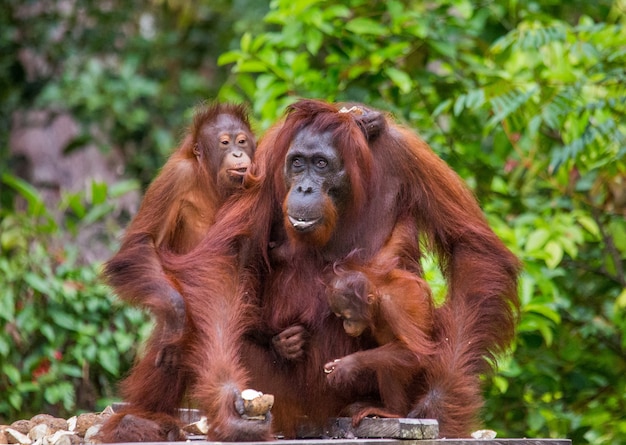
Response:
98,102,387,442
100,99,520,441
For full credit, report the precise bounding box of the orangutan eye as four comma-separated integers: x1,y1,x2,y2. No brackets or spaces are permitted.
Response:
315,158,328,169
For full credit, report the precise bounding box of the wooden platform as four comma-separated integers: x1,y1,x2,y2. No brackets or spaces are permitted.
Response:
109,405,571,445
113,439,571,445
181,417,571,445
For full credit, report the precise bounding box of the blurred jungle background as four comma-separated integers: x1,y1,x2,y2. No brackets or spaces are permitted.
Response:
1,0,625,443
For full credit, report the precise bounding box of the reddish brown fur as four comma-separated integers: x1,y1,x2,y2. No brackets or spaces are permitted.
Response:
324,218,436,426
102,99,520,441
98,103,256,442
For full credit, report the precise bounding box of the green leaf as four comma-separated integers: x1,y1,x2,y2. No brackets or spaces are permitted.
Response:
218,50,244,66
24,272,50,295
59,364,83,378
16,381,38,393
236,60,269,73
576,214,600,238
487,86,538,131
0,336,9,357
240,32,252,53
62,134,92,155
40,324,56,342
432,99,452,117
615,288,626,310
544,240,564,269
98,348,120,375
0,226,27,251
385,67,412,93
525,228,550,252
453,94,466,116
524,303,561,324
44,381,74,405
322,4,350,20
609,220,626,252
519,274,535,306
428,40,456,58
305,28,323,55
345,17,388,36
66,192,86,219
3,364,21,383
109,179,140,198
1,174,49,219
83,203,114,225
90,182,108,205
527,407,547,431
113,329,135,353
49,308,78,330
492,375,509,393
8,391,23,410
518,314,555,346
264,10,286,26
464,88,485,110
0,287,15,321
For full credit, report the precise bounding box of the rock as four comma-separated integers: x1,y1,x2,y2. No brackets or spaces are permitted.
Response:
67,413,100,437
0,428,9,445
82,425,102,444
29,416,65,433
27,425,49,442
8,422,31,436
4,428,31,445
64,421,75,436
2,411,116,445
45,431,79,445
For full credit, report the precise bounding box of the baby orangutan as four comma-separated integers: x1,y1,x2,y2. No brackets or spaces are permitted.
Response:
324,220,435,426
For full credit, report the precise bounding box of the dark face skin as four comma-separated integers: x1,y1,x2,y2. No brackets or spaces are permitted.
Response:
198,113,255,193
334,306,368,337
283,127,348,233
328,272,370,337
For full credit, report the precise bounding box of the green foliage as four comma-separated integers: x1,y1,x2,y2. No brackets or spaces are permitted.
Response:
217,0,626,443
470,13,626,443
0,0,269,187
0,175,150,422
